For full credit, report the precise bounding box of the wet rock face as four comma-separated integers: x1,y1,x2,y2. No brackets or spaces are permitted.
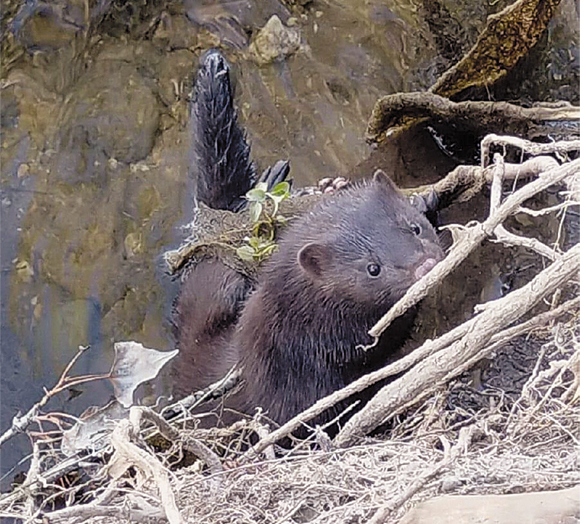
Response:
1,35,186,377
183,0,292,50
249,15,301,65
53,59,160,183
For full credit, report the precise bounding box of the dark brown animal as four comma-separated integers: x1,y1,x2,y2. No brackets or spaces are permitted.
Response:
172,51,444,432
221,172,443,426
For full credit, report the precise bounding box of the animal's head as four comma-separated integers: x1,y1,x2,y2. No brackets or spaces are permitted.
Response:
296,170,445,311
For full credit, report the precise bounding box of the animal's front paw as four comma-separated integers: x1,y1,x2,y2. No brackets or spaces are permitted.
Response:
318,176,349,194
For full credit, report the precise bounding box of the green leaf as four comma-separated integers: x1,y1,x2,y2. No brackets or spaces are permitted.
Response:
267,193,286,205
246,188,266,203
249,201,263,222
259,244,278,257
248,236,260,249
270,181,290,197
257,182,269,192
236,245,256,262
265,195,279,216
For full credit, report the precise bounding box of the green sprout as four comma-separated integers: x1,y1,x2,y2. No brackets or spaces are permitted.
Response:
236,181,291,262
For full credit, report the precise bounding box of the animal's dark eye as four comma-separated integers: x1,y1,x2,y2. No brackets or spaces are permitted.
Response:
410,223,422,236
367,263,381,277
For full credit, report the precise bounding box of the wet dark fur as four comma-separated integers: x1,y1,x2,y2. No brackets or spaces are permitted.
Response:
174,50,255,393
173,51,445,431
173,260,251,394
190,50,256,212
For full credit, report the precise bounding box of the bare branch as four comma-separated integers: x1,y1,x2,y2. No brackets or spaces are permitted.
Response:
109,418,183,524
130,407,223,476
0,346,107,447
335,244,579,446
368,158,579,339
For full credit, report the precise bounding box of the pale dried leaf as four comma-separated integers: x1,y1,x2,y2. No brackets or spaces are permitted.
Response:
60,400,129,456
110,342,178,408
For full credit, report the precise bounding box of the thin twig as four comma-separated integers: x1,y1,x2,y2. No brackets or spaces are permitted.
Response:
367,426,473,523
0,346,107,447
491,153,561,260
130,406,223,476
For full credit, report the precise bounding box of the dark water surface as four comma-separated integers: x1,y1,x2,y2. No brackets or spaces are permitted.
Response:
0,0,579,488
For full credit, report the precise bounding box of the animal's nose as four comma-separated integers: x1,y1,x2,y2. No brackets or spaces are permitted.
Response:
414,257,439,280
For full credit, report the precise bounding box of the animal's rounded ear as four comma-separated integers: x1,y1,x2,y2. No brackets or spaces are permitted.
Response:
297,243,332,278
373,169,401,196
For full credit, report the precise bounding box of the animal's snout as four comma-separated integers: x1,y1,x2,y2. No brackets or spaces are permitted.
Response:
414,257,439,280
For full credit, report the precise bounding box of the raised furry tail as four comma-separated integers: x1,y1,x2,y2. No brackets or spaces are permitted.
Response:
190,50,256,212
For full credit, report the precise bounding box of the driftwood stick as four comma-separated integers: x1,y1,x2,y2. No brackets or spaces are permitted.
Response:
415,155,561,207
367,0,577,143
491,153,561,261
41,498,164,524
430,0,563,98
397,485,580,524
444,298,579,387
42,504,163,523
480,134,581,167
335,243,579,446
109,419,183,524
366,92,578,143
23,441,42,518
494,227,562,261
161,366,241,420
518,201,579,217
